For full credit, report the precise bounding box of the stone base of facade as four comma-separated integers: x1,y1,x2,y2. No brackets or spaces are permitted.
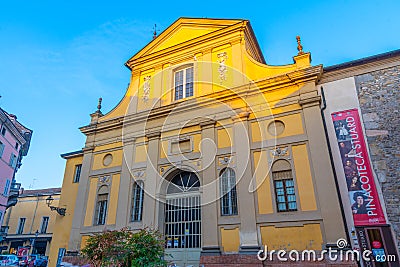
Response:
199,254,358,267
61,255,90,266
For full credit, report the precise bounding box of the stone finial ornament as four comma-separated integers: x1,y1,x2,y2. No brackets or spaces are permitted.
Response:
153,24,158,40
296,36,304,55
97,97,102,112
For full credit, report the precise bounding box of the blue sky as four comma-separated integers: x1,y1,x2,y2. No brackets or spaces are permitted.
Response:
0,1,399,189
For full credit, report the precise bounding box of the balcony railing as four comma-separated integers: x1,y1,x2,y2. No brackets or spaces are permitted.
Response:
6,182,22,209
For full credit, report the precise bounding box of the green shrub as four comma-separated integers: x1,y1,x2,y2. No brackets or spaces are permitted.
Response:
82,228,166,267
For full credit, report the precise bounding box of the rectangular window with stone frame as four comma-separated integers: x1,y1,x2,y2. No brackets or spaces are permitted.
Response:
73,164,82,183
16,218,26,234
220,168,238,216
131,181,144,222
174,66,193,101
95,194,108,225
40,217,49,233
272,160,297,212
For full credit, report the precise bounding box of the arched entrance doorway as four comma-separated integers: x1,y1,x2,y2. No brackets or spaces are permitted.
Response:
164,171,201,267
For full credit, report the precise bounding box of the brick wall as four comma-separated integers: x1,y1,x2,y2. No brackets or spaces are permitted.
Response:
355,65,400,250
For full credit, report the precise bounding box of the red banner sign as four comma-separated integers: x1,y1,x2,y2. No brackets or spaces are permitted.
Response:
332,109,386,226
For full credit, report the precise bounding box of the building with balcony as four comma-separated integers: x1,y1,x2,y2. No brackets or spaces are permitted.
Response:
1,188,61,256
0,108,32,219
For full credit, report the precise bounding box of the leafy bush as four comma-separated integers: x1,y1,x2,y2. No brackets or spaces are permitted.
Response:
82,228,166,267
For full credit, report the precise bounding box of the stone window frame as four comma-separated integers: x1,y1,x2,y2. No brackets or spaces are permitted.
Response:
173,64,194,101
271,159,298,212
168,135,193,156
131,181,144,222
219,167,239,216
94,185,109,226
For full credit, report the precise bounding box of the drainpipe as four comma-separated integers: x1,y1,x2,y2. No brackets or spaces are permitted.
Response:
320,87,352,244
29,194,40,234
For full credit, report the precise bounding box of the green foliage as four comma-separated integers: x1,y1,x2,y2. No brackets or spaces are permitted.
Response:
81,228,166,267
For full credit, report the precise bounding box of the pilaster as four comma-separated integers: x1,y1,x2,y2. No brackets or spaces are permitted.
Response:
115,138,135,228
68,147,94,251
232,112,259,253
299,94,346,244
142,130,161,228
200,119,221,255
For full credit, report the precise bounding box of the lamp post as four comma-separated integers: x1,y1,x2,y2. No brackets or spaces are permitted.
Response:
45,195,66,216
30,230,39,255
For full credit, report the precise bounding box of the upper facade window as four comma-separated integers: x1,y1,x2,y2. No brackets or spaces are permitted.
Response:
40,216,49,233
9,154,17,168
174,66,193,101
73,164,82,183
16,218,25,234
1,127,5,136
3,179,10,196
0,141,4,158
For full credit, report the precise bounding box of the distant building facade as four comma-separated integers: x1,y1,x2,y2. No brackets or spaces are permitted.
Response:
1,188,61,256
0,108,32,224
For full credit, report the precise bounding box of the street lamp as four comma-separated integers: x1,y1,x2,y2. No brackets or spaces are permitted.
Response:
45,195,66,216
30,230,39,255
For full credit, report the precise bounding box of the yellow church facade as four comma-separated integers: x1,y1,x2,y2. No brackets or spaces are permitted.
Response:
48,18,348,266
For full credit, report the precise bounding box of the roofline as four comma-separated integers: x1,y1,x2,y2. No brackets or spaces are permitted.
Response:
324,49,400,72
125,17,250,70
245,21,266,64
61,150,84,159
0,108,29,145
19,187,62,197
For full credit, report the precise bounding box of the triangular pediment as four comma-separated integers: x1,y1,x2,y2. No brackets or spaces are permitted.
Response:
126,18,245,66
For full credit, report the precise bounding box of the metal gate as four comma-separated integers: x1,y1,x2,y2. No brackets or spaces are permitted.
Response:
165,193,201,249
164,171,201,266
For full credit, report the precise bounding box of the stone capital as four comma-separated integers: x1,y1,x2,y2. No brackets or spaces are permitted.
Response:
298,95,321,108
199,119,216,129
82,146,94,153
231,111,250,122
145,130,161,140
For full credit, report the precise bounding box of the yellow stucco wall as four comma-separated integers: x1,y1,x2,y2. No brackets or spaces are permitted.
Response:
251,113,304,143
292,144,317,211
80,235,90,250
134,145,147,163
98,18,311,122
84,178,98,227
92,150,123,170
260,224,323,250
254,151,274,214
220,227,240,252
217,127,233,148
93,142,123,152
106,174,120,225
48,154,82,267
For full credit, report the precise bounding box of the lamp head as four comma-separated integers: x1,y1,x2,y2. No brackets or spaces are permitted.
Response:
45,195,54,206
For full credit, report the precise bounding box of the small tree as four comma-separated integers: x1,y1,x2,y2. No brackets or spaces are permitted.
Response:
82,228,166,267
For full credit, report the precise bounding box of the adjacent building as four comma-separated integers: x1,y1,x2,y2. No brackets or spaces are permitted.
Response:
0,108,32,226
1,188,61,256
319,50,400,264
48,18,399,267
